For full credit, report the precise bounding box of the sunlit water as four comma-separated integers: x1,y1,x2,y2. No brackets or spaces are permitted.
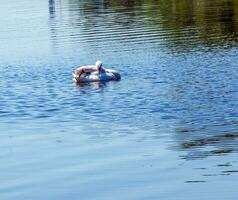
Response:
0,0,238,199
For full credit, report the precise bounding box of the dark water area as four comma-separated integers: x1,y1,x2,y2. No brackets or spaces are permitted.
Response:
0,0,238,199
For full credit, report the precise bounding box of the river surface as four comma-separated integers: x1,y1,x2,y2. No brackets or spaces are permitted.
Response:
0,0,238,199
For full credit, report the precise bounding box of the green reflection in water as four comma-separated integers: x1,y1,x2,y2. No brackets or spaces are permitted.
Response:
66,0,238,50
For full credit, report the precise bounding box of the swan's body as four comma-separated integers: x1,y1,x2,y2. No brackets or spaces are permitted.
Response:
73,68,121,83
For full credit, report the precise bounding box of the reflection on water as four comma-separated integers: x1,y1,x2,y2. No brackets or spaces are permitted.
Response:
1,0,238,199
56,0,238,53
146,0,238,45
49,0,55,18
179,132,238,159
74,80,119,93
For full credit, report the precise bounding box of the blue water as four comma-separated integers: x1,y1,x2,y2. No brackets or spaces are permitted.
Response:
1,0,238,199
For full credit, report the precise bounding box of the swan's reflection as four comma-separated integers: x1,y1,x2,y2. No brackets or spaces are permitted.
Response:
74,80,119,93
76,81,108,88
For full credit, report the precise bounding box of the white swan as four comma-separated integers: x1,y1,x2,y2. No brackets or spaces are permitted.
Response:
73,61,121,83
72,68,121,83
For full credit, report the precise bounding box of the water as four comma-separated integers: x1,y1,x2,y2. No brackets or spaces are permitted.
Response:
0,0,238,199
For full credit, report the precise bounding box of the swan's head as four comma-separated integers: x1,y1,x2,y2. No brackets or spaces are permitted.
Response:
95,60,103,70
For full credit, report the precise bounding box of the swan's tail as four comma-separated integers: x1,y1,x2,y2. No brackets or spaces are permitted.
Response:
112,71,121,80
106,69,121,80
